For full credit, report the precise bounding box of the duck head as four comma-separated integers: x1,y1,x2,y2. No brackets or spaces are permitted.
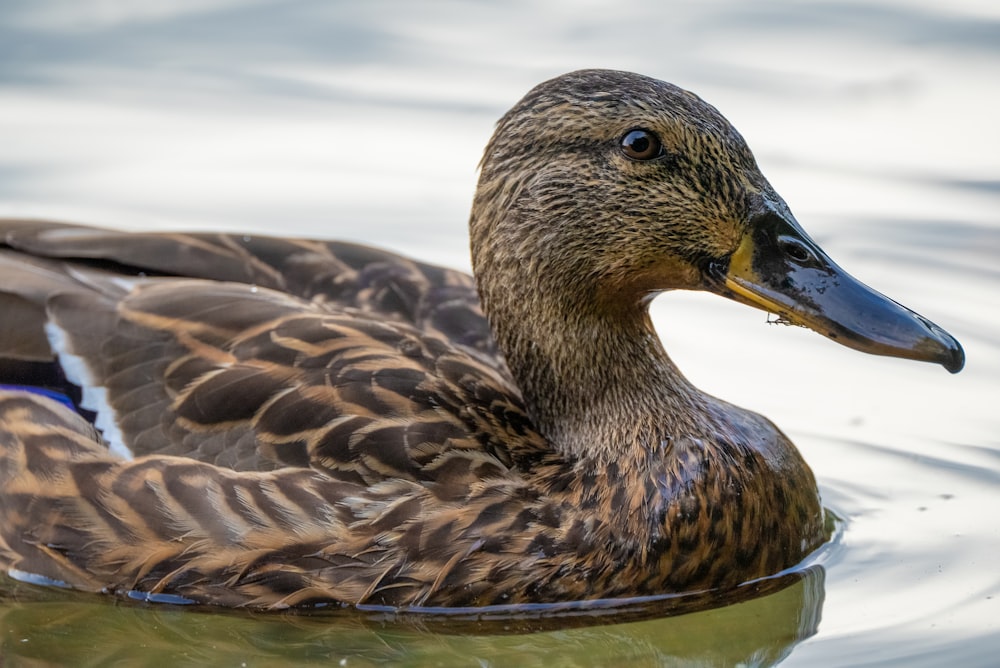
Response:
471,69,964,383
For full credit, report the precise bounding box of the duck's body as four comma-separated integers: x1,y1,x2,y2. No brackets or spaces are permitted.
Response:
0,70,962,610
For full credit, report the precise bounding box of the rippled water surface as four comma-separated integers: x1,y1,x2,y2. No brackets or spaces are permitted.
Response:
1,1,997,665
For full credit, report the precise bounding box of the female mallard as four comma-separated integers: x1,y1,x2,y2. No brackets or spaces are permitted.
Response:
0,70,963,610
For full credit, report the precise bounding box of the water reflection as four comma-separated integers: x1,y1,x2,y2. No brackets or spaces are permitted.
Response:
0,566,826,666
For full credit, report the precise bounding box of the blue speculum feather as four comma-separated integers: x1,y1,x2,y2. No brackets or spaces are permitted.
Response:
0,385,76,410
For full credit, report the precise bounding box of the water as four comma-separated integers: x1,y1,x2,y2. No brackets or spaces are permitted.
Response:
0,1,997,665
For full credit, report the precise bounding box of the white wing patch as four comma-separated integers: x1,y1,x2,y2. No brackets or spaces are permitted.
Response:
44,320,134,460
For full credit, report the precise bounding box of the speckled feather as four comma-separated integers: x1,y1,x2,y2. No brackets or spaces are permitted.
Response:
0,70,825,609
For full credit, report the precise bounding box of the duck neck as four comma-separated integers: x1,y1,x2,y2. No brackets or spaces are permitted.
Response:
480,276,705,464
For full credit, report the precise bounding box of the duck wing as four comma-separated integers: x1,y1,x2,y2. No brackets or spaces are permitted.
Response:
0,219,499,364
0,224,550,607
0,222,544,476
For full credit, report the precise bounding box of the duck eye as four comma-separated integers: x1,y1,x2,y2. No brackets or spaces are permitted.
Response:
620,129,663,161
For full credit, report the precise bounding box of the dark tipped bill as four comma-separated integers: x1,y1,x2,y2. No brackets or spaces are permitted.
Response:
707,211,965,373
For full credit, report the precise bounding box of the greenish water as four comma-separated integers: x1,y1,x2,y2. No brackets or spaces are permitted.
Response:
1,1,998,665
1,566,827,666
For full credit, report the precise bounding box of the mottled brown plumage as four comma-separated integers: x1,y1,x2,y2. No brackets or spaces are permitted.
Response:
0,70,962,611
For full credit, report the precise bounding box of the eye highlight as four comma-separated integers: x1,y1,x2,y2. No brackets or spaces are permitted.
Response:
619,129,664,161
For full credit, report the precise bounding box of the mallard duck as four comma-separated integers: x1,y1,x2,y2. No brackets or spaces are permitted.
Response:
0,69,963,611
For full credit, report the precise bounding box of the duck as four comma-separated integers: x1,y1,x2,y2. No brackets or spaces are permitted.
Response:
0,69,964,611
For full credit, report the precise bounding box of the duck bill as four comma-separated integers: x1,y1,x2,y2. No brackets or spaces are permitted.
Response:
708,211,965,373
